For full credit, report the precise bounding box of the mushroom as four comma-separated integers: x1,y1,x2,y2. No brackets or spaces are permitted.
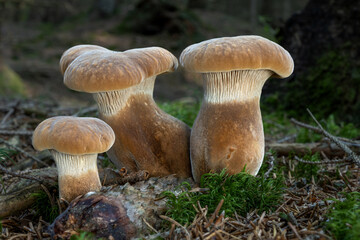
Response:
59,44,107,75
60,46,192,178
180,35,294,182
32,116,115,202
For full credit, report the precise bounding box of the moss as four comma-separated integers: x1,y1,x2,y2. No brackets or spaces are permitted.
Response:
325,192,360,240
31,188,59,222
262,109,360,143
0,65,26,97
70,232,97,240
159,100,200,127
295,114,360,143
162,167,285,225
280,50,360,124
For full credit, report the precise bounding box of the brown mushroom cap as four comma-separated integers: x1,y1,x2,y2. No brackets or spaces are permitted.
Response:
32,116,115,155
60,45,108,75
64,46,178,93
179,35,294,78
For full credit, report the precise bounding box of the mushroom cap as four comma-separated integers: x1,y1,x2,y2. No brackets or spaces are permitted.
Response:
64,46,178,93
60,45,108,75
179,35,294,78
32,116,115,155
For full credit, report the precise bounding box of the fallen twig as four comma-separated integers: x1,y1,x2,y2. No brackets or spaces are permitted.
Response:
267,142,359,158
0,137,49,167
0,164,45,183
294,156,350,165
291,117,360,147
306,109,360,167
0,130,33,136
160,215,191,240
264,153,275,179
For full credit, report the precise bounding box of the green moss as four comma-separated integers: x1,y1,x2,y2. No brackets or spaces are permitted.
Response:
262,108,360,143
99,153,116,169
159,101,200,127
295,114,360,143
325,192,360,240
0,65,26,97
281,50,360,124
70,232,96,240
31,188,59,222
162,168,285,225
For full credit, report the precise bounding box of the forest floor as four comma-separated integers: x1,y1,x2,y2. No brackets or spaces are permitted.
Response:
0,97,359,240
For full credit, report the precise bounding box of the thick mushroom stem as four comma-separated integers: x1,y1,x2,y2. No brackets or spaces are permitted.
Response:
191,69,272,182
93,77,191,177
93,76,155,116
51,151,101,202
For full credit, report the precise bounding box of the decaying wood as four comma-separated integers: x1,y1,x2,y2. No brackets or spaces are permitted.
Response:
266,142,360,158
0,167,149,218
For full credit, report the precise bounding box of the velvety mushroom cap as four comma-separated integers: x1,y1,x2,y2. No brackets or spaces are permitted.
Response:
32,116,115,155
60,45,108,75
64,47,178,93
180,35,294,78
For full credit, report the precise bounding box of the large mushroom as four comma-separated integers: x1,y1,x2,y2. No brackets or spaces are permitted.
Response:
32,116,115,202
180,35,294,182
60,46,192,178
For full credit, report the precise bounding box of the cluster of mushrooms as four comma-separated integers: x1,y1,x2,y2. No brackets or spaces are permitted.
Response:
32,35,294,202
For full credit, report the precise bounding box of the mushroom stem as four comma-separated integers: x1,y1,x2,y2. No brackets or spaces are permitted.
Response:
93,76,191,177
93,76,155,116
191,70,272,182
51,151,101,202
203,70,272,103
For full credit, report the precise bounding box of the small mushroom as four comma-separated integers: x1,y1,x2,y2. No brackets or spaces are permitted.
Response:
60,46,191,178
180,35,294,182
32,116,115,202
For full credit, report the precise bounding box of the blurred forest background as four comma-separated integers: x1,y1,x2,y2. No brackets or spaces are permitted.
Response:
1,1,360,239
0,0,359,125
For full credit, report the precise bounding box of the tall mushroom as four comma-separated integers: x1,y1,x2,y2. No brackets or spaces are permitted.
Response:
60,46,192,178
180,35,294,182
32,116,115,202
